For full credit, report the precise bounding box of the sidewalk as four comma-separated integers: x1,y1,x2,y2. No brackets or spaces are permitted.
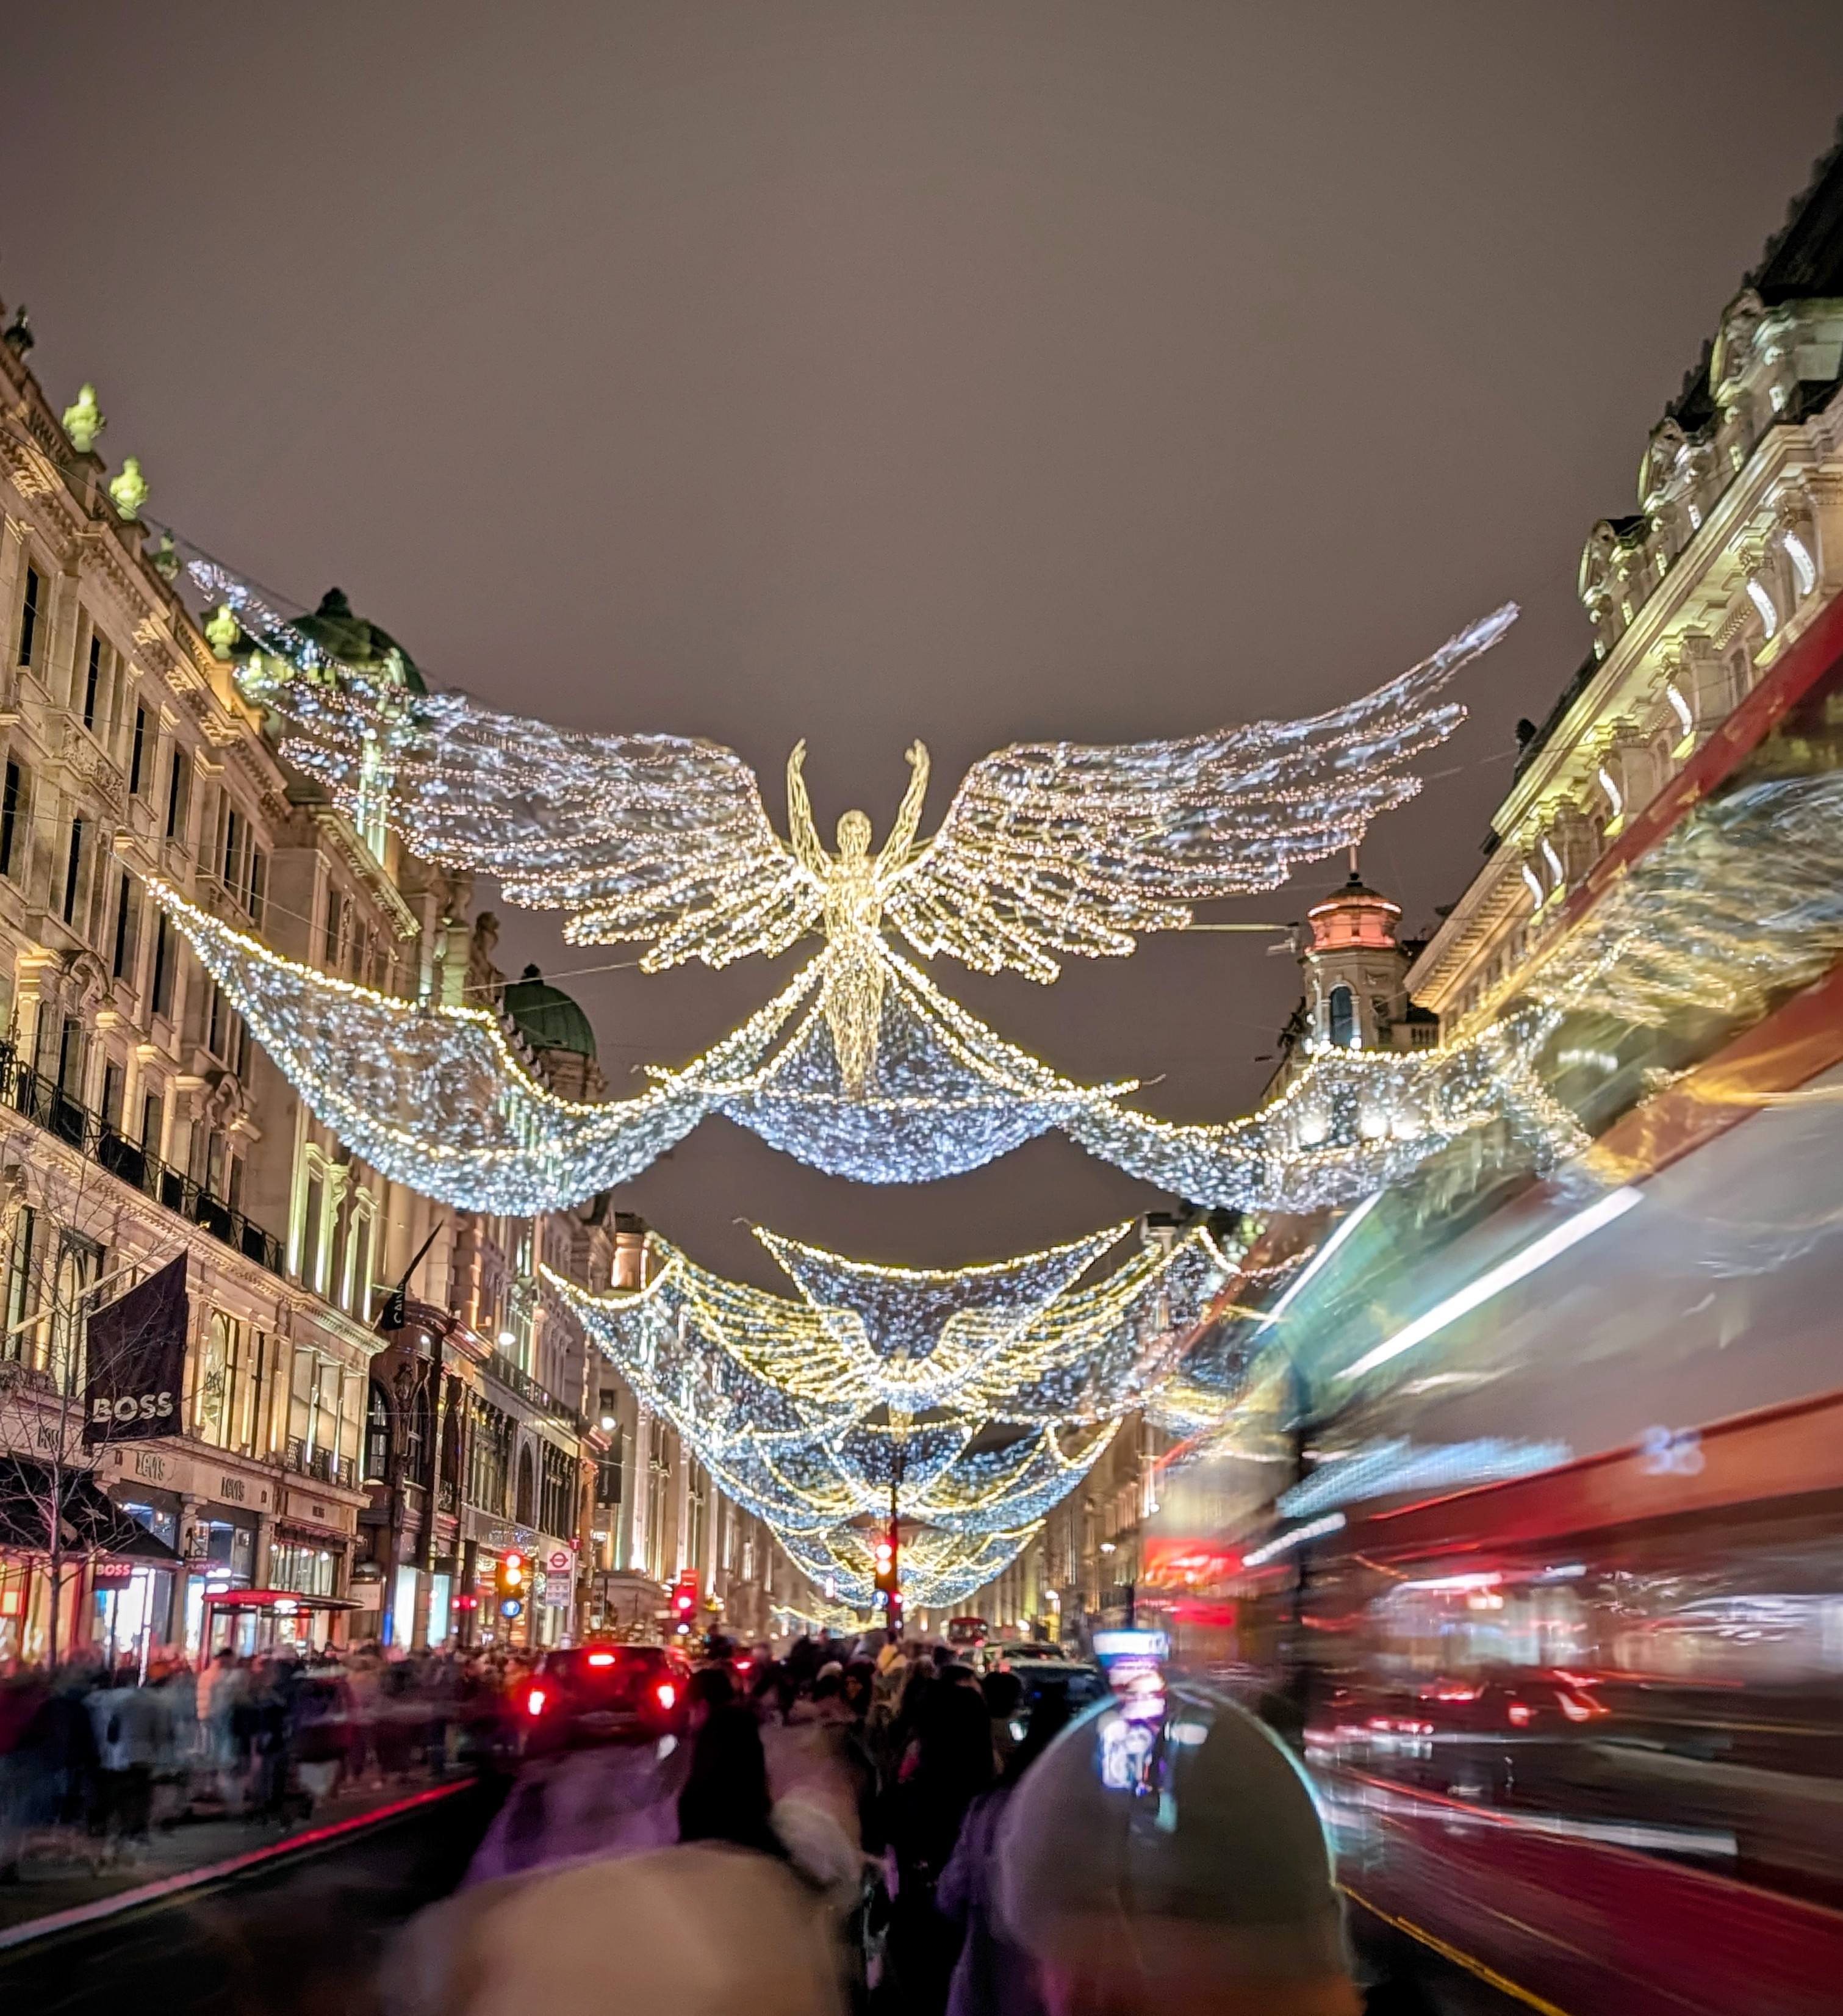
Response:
0,1772,470,1942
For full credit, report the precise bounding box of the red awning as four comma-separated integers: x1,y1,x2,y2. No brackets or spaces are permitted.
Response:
199,1589,363,1611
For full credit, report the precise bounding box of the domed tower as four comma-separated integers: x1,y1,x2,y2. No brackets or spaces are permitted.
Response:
501,964,606,1102
1263,866,1437,1098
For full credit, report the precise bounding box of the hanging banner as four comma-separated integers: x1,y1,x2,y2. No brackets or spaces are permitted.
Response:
82,1255,190,1445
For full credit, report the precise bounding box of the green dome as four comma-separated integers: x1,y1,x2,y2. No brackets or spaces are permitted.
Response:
292,588,428,695
503,965,597,1059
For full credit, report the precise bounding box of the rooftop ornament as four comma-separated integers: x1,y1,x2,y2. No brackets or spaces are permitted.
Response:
107,456,148,522
204,605,242,661
61,383,104,454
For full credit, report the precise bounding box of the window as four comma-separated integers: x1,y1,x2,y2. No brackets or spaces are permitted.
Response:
247,847,267,925
45,1233,101,1389
541,1442,575,1541
56,1014,84,1095
515,1445,536,1525
323,887,345,968
140,1090,163,1156
468,1395,514,1515
110,872,137,980
1328,984,1357,1049
194,1311,239,1447
301,1167,326,1291
342,1206,373,1319
205,977,239,1062
364,1381,392,1483
0,760,19,879
82,634,102,731
16,566,40,668
100,1060,124,1131
221,805,244,894
271,1544,337,1597
62,818,85,925
165,748,187,840
2,1206,35,1357
150,912,176,1018
129,705,149,795
287,1348,342,1463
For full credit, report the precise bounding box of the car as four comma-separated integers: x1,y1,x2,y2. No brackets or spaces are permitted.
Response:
516,1643,692,1753
1002,1658,1108,1727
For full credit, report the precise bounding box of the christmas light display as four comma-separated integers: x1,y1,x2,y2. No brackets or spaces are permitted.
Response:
1523,771,1843,1029
547,1216,1239,1606
198,553,1512,1091
150,882,1574,1214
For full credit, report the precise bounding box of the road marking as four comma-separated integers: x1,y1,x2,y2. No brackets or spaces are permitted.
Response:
1341,1884,1573,2016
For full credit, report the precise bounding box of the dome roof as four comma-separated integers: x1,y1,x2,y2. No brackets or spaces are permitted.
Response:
503,965,597,1060
291,588,428,695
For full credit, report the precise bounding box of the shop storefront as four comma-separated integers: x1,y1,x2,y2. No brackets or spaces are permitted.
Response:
89,1497,179,1672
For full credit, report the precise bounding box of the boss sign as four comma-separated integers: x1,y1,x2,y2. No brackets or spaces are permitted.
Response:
82,1254,190,1446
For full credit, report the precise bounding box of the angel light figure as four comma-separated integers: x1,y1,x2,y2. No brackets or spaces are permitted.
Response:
787,738,929,1093
193,560,1514,1099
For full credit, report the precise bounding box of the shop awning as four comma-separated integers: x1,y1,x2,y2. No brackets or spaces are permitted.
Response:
200,1589,362,1611
0,1454,180,1563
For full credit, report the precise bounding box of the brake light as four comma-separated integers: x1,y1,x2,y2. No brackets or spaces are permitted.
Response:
587,1652,617,1668
526,1687,548,1717
1506,1701,1532,1727
735,1658,751,1673
655,1682,677,1710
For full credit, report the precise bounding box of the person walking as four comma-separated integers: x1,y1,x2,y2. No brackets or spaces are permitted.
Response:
935,1690,1072,2016
880,1679,996,2016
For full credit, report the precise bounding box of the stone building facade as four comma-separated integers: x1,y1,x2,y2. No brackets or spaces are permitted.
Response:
0,300,820,1666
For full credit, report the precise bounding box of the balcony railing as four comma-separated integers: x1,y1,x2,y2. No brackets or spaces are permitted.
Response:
282,1437,359,1491
485,1348,588,1433
2,1054,287,1277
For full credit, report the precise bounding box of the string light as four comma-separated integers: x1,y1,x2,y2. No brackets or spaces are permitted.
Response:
544,1217,1239,1607
1523,771,1843,1029
149,881,1578,1213
199,555,1512,1041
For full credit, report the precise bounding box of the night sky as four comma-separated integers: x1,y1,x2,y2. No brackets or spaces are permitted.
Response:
5,7,1842,1283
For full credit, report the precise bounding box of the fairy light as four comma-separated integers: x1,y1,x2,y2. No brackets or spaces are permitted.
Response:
151,880,1578,1214
1524,771,1843,1028
200,553,1511,1015
544,1217,1238,1606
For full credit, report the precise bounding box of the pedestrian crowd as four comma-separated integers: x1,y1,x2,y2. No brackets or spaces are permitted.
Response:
0,1639,524,1881
389,1627,1359,2016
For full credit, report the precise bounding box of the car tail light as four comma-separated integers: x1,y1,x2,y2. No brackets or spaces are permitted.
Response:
655,1682,677,1710
735,1658,751,1673
1506,1701,1532,1727
526,1687,548,1717
587,1652,617,1668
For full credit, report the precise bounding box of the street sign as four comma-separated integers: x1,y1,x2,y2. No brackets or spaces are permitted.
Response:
548,1548,571,1573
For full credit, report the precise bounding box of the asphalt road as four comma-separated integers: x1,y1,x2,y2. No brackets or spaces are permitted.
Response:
0,1773,508,2016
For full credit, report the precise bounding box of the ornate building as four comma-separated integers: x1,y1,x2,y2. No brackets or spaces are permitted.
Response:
1408,142,1843,1025
0,302,821,1665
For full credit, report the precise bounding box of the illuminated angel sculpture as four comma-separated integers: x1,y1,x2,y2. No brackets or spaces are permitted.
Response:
201,559,1514,1095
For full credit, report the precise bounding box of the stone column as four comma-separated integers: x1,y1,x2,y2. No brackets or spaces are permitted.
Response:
173,1491,206,1660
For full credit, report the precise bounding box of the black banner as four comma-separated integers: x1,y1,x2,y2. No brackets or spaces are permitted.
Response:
82,1254,189,1445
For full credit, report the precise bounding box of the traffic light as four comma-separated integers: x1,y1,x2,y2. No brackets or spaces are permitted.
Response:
874,1532,902,1632
496,1550,526,1620
672,1571,698,1634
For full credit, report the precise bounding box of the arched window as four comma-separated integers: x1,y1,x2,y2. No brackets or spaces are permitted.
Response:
515,1444,535,1526
364,1381,392,1483
1328,984,1357,1049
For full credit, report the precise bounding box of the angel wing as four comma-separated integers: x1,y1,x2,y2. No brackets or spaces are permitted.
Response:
885,604,1516,981
192,561,821,969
